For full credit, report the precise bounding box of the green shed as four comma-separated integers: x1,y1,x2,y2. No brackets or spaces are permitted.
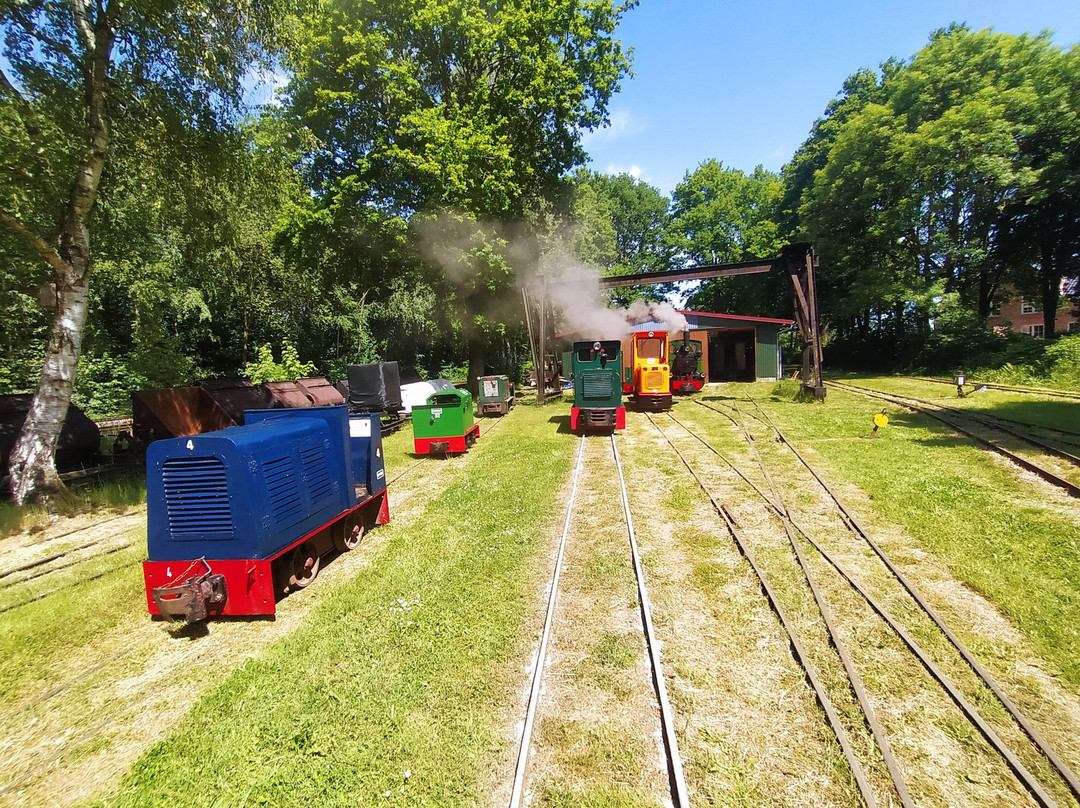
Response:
678,311,792,382
624,311,793,383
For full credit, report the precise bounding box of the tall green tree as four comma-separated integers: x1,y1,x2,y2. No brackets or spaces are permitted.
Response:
282,0,635,385
74,115,310,406
569,169,672,304
779,64,898,239
796,25,1070,348
997,42,1080,337
669,160,786,316
0,0,295,503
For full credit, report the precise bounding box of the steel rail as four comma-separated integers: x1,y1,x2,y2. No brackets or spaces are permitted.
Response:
0,556,142,616
833,381,1080,468
939,409,1080,443
21,513,135,548
0,541,136,590
827,381,1080,498
745,398,1080,805
610,433,690,808
911,376,1080,402
727,403,915,808
647,413,880,808
0,538,107,582
508,435,587,808
668,408,1063,808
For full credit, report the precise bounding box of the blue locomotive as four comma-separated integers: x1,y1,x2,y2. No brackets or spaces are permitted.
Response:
142,405,389,622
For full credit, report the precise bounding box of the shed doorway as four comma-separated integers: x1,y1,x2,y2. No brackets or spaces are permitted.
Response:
707,329,756,382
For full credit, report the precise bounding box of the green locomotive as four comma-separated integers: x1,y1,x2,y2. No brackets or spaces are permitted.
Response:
570,340,625,432
412,388,479,454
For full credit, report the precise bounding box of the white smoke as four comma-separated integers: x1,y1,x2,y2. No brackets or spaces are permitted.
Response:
540,256,629,339
411,215,687,341
529,251,688,339
623,299,689,334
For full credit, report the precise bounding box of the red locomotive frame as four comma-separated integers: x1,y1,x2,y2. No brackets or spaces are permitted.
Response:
413,424,480,455
569,406,626,431
143,489,389,618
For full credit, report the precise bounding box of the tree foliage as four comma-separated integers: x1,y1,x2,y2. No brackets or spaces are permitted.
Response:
0,0,298,501
792,25,1080,364
669,160,787,316
280,0,635,386
568,168,671,304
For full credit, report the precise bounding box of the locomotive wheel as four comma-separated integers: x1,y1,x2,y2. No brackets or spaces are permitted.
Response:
334,517,365,552
288,543,321,589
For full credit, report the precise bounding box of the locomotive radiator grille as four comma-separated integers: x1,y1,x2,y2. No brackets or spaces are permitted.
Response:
263,455,303,523
162,458,234,536
300,444,333,503
644,370,664,390
586,409,615,426
582,371,614,400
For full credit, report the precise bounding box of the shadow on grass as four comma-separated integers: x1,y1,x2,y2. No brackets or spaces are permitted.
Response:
548,415,573,435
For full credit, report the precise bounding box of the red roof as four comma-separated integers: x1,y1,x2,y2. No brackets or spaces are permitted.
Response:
680,309,795,326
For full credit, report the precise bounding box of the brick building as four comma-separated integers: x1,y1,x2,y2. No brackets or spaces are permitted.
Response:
986,279,1079,338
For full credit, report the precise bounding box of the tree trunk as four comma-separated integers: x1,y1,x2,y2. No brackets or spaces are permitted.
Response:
1040,243,1060,340
9,269,91,503
6,8,115,504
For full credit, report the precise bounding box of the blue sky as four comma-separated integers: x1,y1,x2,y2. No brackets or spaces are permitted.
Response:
584,0,1080,196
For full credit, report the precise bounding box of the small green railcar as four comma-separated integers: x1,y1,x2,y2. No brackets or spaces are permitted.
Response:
570,340,625,432
477,375,514,416
412,388,479,454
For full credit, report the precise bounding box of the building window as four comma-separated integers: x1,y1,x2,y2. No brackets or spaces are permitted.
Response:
988,302,1001,316
1031,324,1045,338
1069,321,1079,333
1021,300,1038,314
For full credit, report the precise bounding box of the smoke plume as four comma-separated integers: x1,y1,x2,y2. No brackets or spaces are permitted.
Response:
532,252,688,339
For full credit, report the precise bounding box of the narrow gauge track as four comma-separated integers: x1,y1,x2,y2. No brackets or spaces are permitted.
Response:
509,434,688,808
831,381,1080,462
828,380,1080,498
911,376,1080,402
660,399,1079,807
0,415,501,615
0,540,136,592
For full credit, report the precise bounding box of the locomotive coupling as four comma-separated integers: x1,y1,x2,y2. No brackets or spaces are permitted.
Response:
151,572,228,623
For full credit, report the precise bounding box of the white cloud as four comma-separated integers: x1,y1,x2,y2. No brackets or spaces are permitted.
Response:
580,109,645,148
605,164,644,180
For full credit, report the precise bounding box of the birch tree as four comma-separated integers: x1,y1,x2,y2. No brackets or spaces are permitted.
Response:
0,0,293,503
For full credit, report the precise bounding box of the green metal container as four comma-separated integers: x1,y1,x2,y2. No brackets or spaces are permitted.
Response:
477,375,514,416
412,388,479,454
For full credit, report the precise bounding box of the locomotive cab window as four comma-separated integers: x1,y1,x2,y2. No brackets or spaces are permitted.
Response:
430,392,462,406
637,337,666,360
577,340,621,364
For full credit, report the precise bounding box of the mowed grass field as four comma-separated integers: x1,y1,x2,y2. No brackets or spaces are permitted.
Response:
0,376,1077,807
781,376,1080,688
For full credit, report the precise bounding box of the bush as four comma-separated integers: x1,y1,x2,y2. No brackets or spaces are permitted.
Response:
243,341,317,384
1044,333,1080,387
